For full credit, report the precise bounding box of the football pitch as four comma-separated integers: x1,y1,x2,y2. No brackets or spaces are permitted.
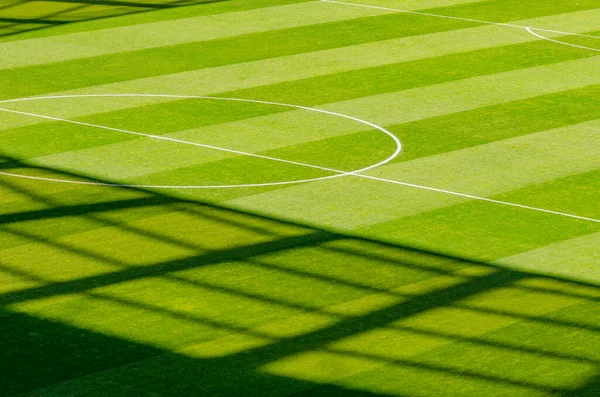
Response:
0,0,599,395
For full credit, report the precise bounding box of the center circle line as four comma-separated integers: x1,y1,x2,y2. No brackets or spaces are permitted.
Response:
0,94,402,189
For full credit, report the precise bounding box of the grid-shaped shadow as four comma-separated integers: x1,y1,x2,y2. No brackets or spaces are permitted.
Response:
0,0,227,38
0,153,598,396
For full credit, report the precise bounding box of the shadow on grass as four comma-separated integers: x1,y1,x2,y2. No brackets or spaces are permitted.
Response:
0,154,598,396
0,0,228,39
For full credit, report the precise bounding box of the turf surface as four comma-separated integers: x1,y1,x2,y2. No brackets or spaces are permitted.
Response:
0,0,599,396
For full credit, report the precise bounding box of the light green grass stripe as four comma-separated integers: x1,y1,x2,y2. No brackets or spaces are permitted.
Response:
497,232,600,284
0,1,392,70
518,8,600,34
225,119,599,229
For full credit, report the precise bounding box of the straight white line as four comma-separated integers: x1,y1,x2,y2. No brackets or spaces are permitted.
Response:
355,174,600,224
1,106,598,224
321,0,600,39
0,107,351,174
526,27,600,52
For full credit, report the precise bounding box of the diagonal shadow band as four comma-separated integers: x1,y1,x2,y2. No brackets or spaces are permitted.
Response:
0,152,598,396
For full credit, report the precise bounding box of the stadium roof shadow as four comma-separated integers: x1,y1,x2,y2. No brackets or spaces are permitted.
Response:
0,153,598,396
0,0,228,39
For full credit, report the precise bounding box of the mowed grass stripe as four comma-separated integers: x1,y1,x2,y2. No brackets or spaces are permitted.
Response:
0,1,394,70
430,0,599,22
0,98,292,155
383,86,600,163
343,0,600,23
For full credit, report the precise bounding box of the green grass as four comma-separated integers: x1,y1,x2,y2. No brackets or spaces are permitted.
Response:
0,0,599,396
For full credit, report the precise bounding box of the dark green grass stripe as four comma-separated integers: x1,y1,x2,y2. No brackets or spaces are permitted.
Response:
492,170,600,223
359,197,599,264
385,85,600,163
359,169,600,263
224,39,598,106
434,0,599,22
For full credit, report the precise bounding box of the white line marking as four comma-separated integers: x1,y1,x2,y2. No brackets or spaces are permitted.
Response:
0,94,598,224
0,94,401,189
526,27,600,52
321,0,600,40
355,174,600,224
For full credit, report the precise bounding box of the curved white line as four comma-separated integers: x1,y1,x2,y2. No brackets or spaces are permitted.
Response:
0,94,402,188
526,27,600,52
1,94,598,223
